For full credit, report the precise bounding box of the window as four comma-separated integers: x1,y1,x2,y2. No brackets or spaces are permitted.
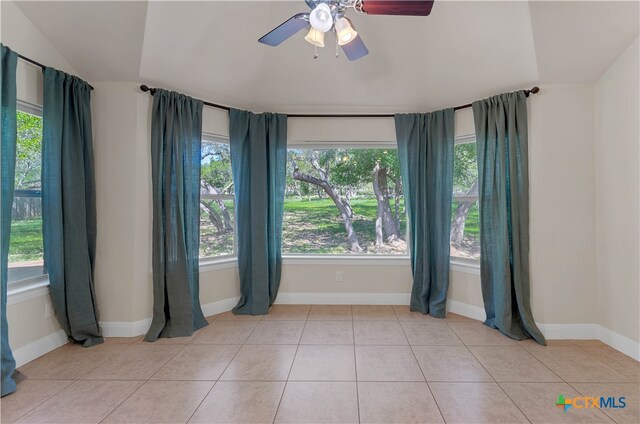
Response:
8,107,47,284
284,147,407,255
451,139,480,261
199,137,235,258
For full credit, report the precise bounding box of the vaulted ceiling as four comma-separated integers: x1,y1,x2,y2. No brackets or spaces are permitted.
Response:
9,1,640,113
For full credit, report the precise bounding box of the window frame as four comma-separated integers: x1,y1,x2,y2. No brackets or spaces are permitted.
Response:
8,101,49,289
450,135,480,266
199,134,237,264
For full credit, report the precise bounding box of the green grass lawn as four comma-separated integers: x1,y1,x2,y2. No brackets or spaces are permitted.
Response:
9,218,44,263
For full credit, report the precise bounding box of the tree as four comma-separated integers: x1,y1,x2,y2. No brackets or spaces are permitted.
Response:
290,149,363,252
332,149,402,249
451,142,478,247
15,111,42,190
200,142,233,234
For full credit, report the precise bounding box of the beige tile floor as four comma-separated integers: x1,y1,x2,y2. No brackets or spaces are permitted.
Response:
1,304,638,423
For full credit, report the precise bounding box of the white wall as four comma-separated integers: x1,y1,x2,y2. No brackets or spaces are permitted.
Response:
594,37,640,344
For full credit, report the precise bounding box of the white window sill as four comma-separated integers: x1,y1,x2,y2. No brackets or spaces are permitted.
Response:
450,257,481,275
7,276,50,305
199,256,237,272
283,254,411,266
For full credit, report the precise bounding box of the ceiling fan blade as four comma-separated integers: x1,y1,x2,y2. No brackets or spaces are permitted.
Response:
258,13,309,46
361,0,434,16
341,34,369,61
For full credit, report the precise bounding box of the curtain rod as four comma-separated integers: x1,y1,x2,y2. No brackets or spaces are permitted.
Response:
139,84,540,117
17,53,94,90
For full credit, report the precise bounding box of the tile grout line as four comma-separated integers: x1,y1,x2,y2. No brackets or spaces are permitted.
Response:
99,337,192,423
565,381,624,424
183,315,256,424
271,305,310,424
395,306,447,424
464,340,533,424
351,305,361,424
5,379,76,423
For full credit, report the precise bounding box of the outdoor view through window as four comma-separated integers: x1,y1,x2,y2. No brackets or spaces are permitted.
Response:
9,110,46,283
199,140,480,260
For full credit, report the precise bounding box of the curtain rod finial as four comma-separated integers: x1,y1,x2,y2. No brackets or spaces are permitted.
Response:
140,84,150,92
530,86,540,94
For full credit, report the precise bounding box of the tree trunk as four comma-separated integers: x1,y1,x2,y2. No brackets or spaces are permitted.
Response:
200,201,225,233
450,179,478,247
292,167,363,253
372,162,400,247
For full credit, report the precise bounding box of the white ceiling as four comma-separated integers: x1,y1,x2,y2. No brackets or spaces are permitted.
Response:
12,0,640,113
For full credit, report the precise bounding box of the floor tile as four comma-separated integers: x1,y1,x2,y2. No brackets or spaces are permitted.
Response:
104,336,143,344
525,346,630,382
358,382,444,423
0,380,73,424
583,347,640,381
430,382,529,423
469,345,562,382
274,382,359,423
354,321,408,345
150,344,240,380
401,321,463,345
308,305,353,321
393,305,440,322
571,382,640,423
245,320,305,344
102,380,213,424
264,304,310,320
572,340,609,347
501,382,614,423
447,321,519,345
82,344,182,380
213,310,263,321
289,345,356,381
444,312,475,321
412,345,493,382
191,321,258,344
356,346,424,381
220,344,297,381
301,321,354,345
352,305,397,321
189,381,285,423
15,380,143,424
18,343,126,380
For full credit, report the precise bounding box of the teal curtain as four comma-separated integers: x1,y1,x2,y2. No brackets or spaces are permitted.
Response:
1,44,18,397
473,91,545,345
42,67,102,347
229,109,287,315
145,89,207,341
395,110,455,318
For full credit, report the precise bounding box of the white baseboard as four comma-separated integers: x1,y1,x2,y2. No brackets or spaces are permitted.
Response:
100,318,152,338
13,329,67,368
274,292,411,305
200,296,241,317
99,296,241,338
597,325,640,361
446,299,486,321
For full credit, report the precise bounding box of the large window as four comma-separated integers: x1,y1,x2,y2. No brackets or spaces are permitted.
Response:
8,108,46,284
199,138,235,258
450,139,480,261
284,147,407,255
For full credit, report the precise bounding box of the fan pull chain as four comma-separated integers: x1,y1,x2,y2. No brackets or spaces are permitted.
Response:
314,45,319,60
335,35,339,58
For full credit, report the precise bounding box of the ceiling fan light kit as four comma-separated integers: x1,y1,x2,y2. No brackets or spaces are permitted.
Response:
258,0,435,61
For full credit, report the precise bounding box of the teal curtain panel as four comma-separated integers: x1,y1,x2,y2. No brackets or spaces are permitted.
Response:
473,91,546,345
229,108,287,315
395,109,455,318
42,67,102,347
145,89,207,341
1,44,18,397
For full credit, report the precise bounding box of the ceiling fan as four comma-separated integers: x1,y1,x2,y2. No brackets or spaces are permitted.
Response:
258,0,435,61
